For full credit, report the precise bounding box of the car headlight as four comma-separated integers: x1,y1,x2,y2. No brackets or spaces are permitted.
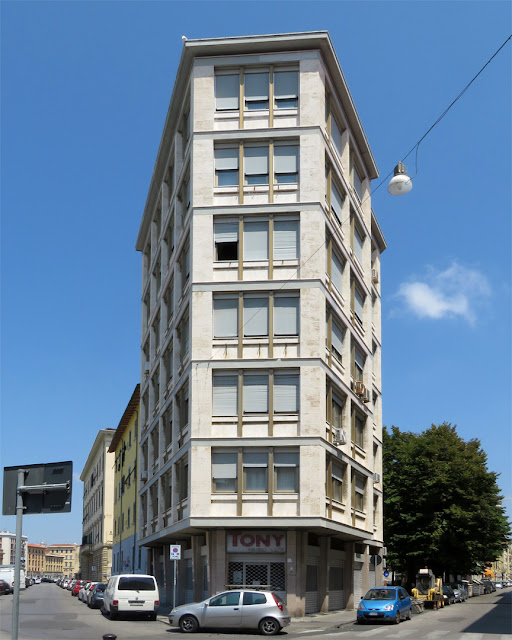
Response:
383,604,395,611
357,603,365,610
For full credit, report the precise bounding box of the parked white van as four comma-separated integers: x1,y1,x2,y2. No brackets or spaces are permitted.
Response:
102,574,159,620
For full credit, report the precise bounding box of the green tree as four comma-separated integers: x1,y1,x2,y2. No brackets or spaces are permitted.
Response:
383,423,510,585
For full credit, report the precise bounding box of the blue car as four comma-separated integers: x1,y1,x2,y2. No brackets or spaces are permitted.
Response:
357,586,412,624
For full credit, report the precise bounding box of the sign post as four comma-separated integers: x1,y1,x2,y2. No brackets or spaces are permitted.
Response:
170,545,181,608
3,461,72,640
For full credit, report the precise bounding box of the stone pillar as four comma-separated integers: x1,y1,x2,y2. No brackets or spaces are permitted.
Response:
319,536,330,612
344,541,354,610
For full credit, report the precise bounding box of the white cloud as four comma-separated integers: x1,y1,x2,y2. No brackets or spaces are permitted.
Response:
394,262,491,324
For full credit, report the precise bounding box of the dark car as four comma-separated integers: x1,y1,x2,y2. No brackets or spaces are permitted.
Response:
442,586,456,605
0,579,12,595
88,583,106,609
357,586,412,624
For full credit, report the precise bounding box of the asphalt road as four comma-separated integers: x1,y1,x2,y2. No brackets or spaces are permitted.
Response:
0,583,510,640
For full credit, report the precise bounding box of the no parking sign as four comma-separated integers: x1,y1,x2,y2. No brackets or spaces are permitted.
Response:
170,545,181,560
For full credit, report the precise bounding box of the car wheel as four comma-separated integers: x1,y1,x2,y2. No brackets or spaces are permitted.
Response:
179,615,199,633
148,612,157,621
393,611,401,624
259,617,281,636
108,607,117,621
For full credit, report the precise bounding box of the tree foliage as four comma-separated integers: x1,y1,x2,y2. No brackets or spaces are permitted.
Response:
383,422,510,583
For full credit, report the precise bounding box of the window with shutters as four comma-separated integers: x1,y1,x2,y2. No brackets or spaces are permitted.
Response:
328,315,344,363
330,250,344,294
274,219,299,260
212,451,238,493
354,346,365,383
352,411,365,449
243,296,269,337
274,70,299,109
331,462,344,503
330,115,344,161
274,144,299,184
215,146,239,186
354,473,366,511
274,294,299,336
244,220,269,260
243,373,269,413
245,71,270,110
243,451,268,492
273,450,299,492
353,221,364,266
351,155,364,202
244,145,269,184
353,283,365,327
274,373,299,413
331,394,344,430
215,72,240,111
213,296,238,338
214,220,238,261
212,373,238,416
330,181,344,226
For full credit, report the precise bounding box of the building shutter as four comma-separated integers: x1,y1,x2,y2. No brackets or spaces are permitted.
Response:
274,71,298,101
353,226,364,265
274,145,298,174
354,287,364,321
331,117,343,160
274,296,299,336
243,374,269,413
245,72,269,101
243,221,269,260
331,252,343,292
214,221,238,243
215,147,239,170
274,220,298,260
213,298,238,337
243,297,269,336
215,74,239,110
244,147,269,178
274,374,299,413
332,321,343,356
212,375,238,415
331,183,344,221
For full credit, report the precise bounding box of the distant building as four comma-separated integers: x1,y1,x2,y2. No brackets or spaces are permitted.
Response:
26,544,46,577
45,544,80,578
109,384,147,575
0,531,28,567
80,429,115,581
135,32,385,614
44,550,63,580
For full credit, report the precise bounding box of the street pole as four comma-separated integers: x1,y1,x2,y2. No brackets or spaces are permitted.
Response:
173,560,177,609
12,469,25,640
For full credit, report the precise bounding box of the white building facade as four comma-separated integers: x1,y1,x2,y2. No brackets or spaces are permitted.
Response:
136,32,386,616
79,429,115,582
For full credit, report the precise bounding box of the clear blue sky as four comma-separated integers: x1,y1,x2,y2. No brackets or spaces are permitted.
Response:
1,1,510,545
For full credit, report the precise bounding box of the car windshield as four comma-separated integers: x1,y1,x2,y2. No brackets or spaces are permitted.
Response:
364,589,396,601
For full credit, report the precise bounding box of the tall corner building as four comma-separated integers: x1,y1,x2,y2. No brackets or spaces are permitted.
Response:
135,31,386,615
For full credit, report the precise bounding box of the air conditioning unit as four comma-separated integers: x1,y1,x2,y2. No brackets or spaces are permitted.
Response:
354,552,364,563
371,269,379,284
373,472,381,483
140,471,148,482
333,428,347,445
354,381,366,396
362,388,371,403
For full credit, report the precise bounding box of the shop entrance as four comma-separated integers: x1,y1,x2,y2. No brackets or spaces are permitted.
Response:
228,561,286,600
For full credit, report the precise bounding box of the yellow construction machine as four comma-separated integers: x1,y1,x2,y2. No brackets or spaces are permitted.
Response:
411,567,445,609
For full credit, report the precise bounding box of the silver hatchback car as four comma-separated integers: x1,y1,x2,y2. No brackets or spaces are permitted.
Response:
168,589,291,635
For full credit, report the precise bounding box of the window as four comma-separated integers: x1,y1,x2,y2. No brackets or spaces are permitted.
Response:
353,224,364,265
354,347,365,382
212,374,238,416
332,396,343,429
212,451,238,492
243,592,267,605
215,147,239,186
352,158,363,202
244,71,269,110
215,73,239,111
273,373,299,413
210,592,241,607
274,219,299,260
331,319,344,362
243,374,269,413
354,413,365,448
243,296,269,337
331,251,344,293
274,145,299,184
214,221,239,261
213,296,238,338
243,220,268,260
331,182,344,224
354,285,364,325
354,474,365,511
244,146,269,184
274,450,299,492
331,116,343,160
331,463,344,502
274,295,299,336
274,70,298,109
243,452,268,492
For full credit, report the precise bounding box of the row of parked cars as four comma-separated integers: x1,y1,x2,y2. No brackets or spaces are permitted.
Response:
56,577,105,609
